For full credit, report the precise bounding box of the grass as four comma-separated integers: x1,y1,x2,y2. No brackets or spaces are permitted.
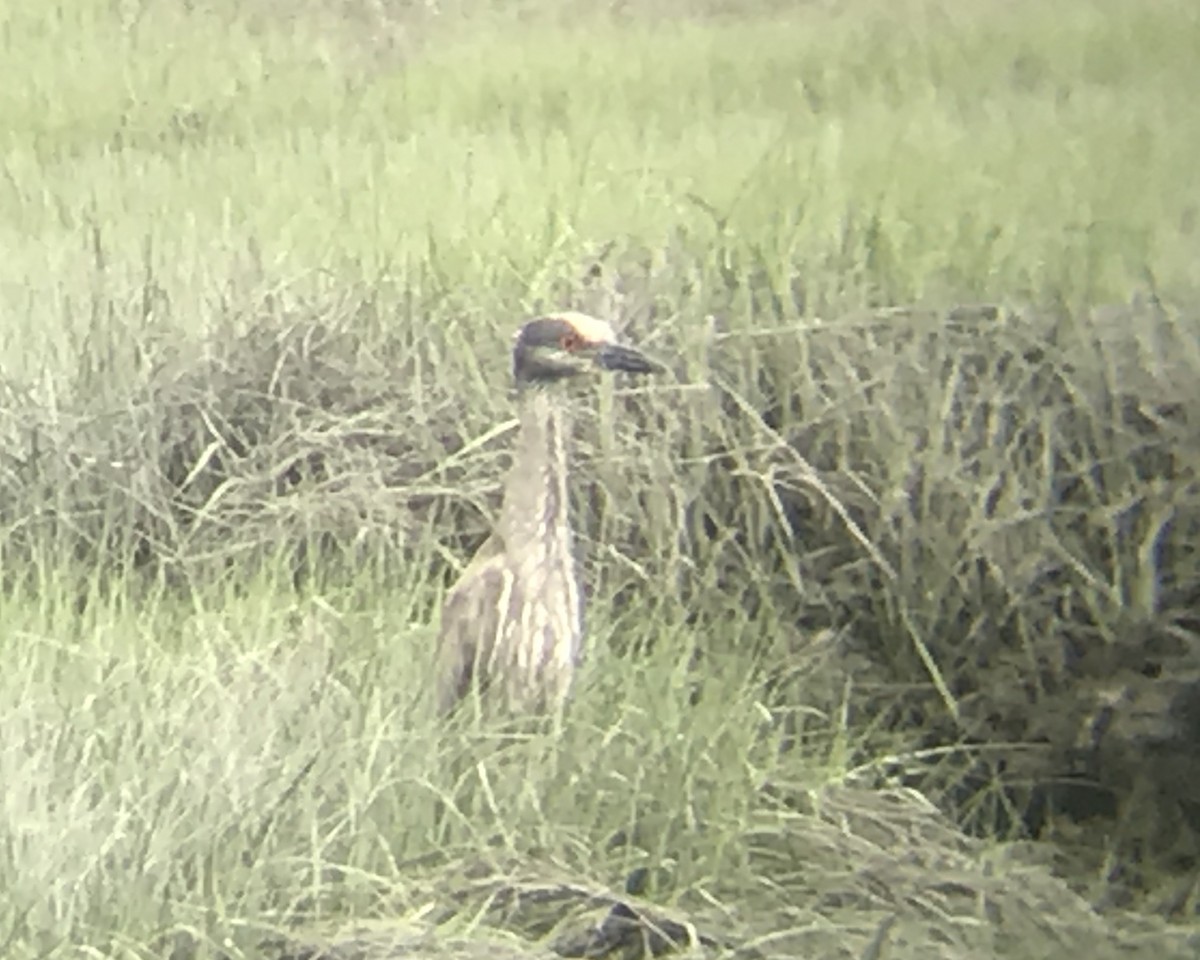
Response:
1,0,1199,957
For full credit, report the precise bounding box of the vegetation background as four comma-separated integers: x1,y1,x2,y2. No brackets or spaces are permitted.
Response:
0,0,1197,957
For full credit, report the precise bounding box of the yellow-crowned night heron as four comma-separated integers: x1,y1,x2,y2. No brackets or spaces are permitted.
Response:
435,312,662,714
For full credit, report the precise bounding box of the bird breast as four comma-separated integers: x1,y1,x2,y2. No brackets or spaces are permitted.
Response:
508,545,583,673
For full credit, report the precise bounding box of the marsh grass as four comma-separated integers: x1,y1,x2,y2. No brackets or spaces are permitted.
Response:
4,582,1183,960
1,0,1199,957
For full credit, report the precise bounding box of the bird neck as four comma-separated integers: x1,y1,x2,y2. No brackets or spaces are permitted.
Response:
501,388,573,552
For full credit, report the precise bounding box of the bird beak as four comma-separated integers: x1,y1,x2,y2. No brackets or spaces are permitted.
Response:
594,343,663,375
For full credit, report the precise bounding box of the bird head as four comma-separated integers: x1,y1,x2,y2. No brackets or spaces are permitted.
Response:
512,312,663,386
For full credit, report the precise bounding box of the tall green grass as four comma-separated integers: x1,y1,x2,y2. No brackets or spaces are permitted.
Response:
2,0,1198,378
1,0,1198,957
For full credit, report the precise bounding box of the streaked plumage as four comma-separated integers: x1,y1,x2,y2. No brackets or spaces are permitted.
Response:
435,312,662,715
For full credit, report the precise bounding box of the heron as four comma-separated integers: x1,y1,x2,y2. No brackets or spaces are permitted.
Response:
435,311,663,716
